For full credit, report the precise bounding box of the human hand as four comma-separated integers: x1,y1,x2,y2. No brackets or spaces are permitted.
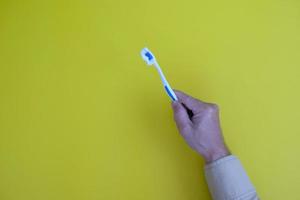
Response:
171,90,230,163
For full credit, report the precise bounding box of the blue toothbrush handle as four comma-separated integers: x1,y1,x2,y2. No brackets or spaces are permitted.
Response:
164,85,177,101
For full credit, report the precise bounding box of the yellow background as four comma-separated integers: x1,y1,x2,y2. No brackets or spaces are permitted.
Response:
0,0,300,199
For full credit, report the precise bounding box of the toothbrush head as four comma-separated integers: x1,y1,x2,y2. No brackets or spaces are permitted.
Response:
141,47,156,65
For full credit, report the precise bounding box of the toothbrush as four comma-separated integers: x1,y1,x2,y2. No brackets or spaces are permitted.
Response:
140,47,178,101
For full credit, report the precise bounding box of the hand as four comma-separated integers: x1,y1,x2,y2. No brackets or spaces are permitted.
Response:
171,90,230,163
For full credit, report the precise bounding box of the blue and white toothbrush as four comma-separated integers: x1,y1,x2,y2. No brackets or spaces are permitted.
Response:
140,47,178,101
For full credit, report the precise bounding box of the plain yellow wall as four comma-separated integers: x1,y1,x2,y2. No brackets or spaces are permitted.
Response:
1,0,300,199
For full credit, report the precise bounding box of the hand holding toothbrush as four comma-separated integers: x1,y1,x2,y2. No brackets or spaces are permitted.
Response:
140,47,229,163
171,90,230,163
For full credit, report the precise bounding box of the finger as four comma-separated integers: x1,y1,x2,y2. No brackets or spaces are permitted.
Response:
174,90,206,112
171,101,192,136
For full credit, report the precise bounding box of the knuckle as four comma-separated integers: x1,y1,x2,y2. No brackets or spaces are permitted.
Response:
205,103,219,113
211,103,219,110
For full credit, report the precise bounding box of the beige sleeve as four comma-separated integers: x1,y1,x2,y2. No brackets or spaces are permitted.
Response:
204,155,259,200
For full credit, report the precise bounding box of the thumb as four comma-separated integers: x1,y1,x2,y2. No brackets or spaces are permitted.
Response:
171,101,192,136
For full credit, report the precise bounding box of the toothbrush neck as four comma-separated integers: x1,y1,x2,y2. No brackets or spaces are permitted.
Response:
154,62,169,86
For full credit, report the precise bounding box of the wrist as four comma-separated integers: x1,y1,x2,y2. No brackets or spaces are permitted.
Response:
202,146,230,164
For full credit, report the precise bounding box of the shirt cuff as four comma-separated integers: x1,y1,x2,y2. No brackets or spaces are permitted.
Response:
204,155,256,200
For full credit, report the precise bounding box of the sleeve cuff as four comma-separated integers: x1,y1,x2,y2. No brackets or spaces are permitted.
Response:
204,155,257,200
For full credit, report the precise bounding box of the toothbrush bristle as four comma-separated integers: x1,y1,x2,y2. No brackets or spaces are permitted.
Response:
145,51,153,61
141,47,155,65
